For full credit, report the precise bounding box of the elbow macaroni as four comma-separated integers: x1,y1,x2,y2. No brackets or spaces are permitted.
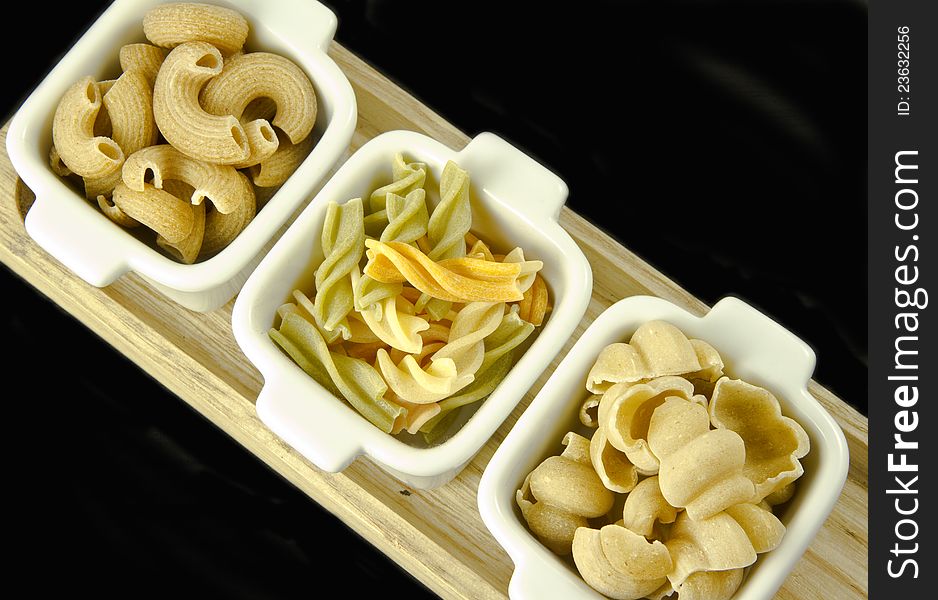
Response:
53,77,124,179
143,2,249,55
153,41,250,164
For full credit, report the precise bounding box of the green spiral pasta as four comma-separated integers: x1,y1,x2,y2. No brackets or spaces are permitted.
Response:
312,198,364,339
271,312,405,432
364,153,427,237
381,188,429,243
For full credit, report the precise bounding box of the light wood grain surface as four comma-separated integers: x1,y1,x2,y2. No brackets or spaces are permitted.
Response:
0,42,868,599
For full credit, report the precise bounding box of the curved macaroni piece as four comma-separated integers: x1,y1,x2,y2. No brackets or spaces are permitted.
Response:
432,302,505,391
241,96,277,123
589,425,638,494
621,476,677,538
665,511,756,587
273,312,405,433
122,144,248,214
143,2,249,55
49,146,72,177
249,130,316,187
364,240,537,303
586,321,703,394
53,77,124,178
157,201,206,264
119,43,169,86
710,377,811,502
381,189,429,244
598,376,695,474
518,272,549,326
647,397,755,520
516,474,589,556
572,525,672,600
104,69,159,157
310,199,365,339
375,349,457,404
229,119,279,169
200,172,256,257
673,569,744,600
83,167,123,202
154,42,250,165
201,51,317,145
112,181,195,243
97,195,140,228
426,160,471,261
724,503,786,553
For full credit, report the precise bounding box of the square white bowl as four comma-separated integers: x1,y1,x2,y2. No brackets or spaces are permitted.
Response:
478,295,850,600
232,129,593,489
7,0,357,312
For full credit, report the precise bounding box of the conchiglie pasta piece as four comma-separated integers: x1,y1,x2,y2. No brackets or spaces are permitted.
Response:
725,502,786,553
648,397,754,520
586,321,701,394
710,377,811,502
621,476,677,538
685,338,724,383
665,511,756,587
529,455,613,519
516,481,588,556
589,425,638,493
674,569,744,600
572,526,671,600
598,376,695,474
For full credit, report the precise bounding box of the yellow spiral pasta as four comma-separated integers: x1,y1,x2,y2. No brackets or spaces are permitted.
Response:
364,240,541,303
432,302,505,391
311,200,365,339
375,349,457,405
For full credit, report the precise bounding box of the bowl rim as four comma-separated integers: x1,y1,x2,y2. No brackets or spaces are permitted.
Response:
232,128,594,482
477,294,851,599
7,0,357,292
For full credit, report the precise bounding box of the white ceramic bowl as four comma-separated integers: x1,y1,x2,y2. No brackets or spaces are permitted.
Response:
478,295,850,600
232,130,593,489
7,0,357,312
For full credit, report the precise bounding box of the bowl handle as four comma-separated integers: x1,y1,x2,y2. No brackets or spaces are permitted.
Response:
24,196,128,287
458,132,569,223
508,561,591,600
271,0,338,54
255,373,364,473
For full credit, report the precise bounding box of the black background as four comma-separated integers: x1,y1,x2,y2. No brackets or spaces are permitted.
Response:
3,1,865,597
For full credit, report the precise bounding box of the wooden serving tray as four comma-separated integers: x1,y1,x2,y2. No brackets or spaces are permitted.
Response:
0,43,868,599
